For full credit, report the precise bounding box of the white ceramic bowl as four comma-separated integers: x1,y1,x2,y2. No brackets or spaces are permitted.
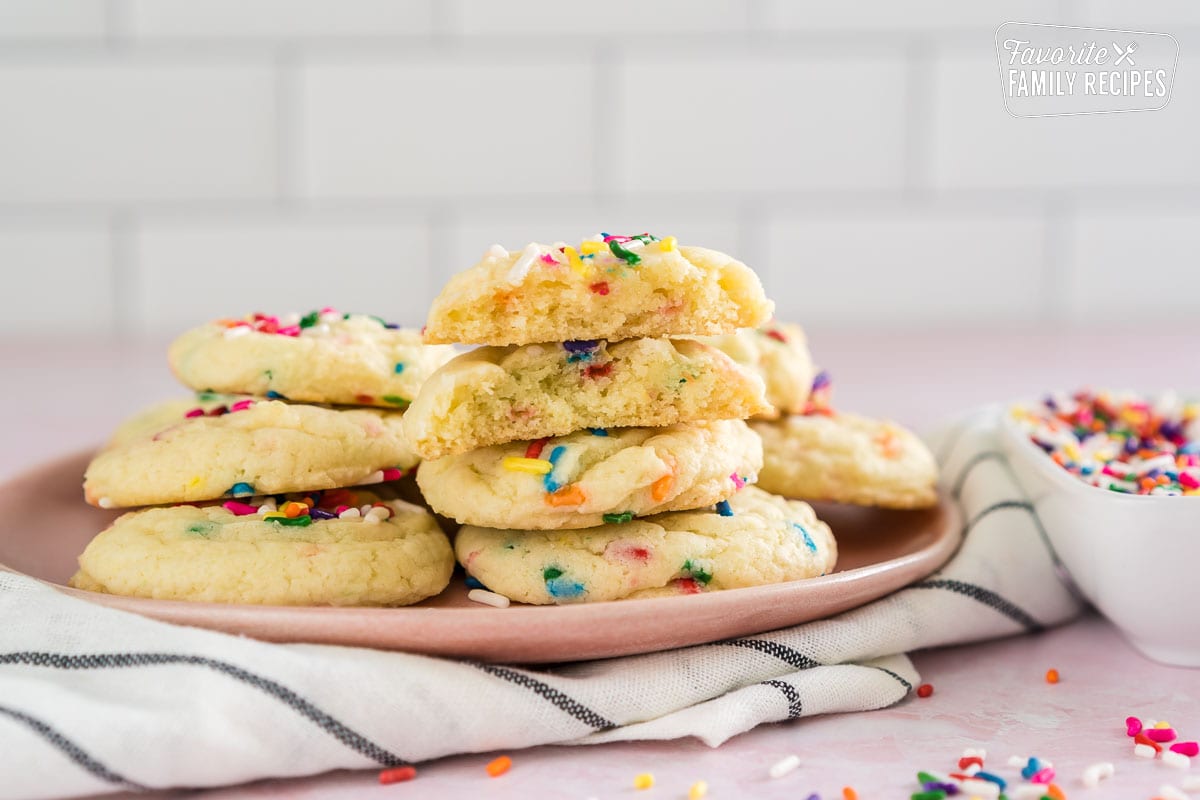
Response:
1001,409,1200,667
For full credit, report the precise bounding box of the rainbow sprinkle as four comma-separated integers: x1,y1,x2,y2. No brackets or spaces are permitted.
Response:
1011,390,1200,496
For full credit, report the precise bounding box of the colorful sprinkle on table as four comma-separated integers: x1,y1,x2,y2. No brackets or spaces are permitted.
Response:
1011,390,1200,495
378,765,416,784
633,772,655,790
485,755,511,777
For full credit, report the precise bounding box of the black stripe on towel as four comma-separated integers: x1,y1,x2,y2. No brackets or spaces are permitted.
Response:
909,580,1043,632
473,664,615,730
863,664,913,693
0,703,146,790
0,652,407,766
950,450,1007,498
966,500,1035,534
761,679,803,719
716,639,821,670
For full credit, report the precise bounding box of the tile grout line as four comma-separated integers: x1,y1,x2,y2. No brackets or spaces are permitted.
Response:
902,36,934,199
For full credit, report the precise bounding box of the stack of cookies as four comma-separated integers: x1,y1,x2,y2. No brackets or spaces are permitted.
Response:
406,234,839,604
72,310,460,607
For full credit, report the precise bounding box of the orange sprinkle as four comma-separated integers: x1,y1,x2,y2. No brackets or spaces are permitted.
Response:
1045,668,1060,684
1140,477,1157,491
651,473,674,501
378,765,417,784
486,755,512,778
281,501,308,518
1046,782,1066,800
545,485,587,507
842,788,858,800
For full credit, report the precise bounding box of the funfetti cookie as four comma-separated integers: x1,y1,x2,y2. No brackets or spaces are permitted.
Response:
403,338,771,459
169,310,456,409
455,486,836,605
752,412,938,509
84,394,420,509
423,234,773,346
418,419,762,530
698,322,814,419
71,487,453,606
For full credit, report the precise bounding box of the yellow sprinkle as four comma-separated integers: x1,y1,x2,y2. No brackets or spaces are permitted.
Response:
502,456,553,475
188,476,202,487
689,780,708,799
563,245,589,277
660,235,677,252
262,512,286,520
579,240,605,255
1156,720,1172,729
633,773,654,790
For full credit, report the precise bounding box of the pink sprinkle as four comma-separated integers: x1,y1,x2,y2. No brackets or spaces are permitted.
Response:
334,505,350,514
321,306,336,314
1180,472,1200,489
229,399,254,412
381,467,403,482
185,408,205,418
1126,716,1143,737
540,253,558,264
1147,727,1178,743
277,325,301,337
730,473,745,490
1170,741,1199,757
1102,464,1122,477
222,501,258,516
1030,767,1055,784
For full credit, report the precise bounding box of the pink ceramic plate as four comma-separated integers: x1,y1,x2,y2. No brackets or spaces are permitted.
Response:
0,450,961,664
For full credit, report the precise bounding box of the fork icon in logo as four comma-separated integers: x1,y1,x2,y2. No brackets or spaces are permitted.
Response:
1113,41,1138,66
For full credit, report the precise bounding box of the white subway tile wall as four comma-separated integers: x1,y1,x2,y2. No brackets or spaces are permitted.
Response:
0,0,1196,336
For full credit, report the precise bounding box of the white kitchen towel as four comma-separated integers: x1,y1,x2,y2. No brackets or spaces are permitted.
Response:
0,408,1084,800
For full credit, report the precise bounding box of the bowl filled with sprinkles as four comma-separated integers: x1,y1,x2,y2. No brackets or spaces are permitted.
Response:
1003,389,1200,666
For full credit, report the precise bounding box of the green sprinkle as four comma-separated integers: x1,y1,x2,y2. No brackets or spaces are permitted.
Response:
911,792,947,800
299,310,320,329
543,566,563,581
197,391,219,402
186,522,215,537
602,511,634,524
916,772,940,785
370,315,388,327
382,395,409,407
268,515,312,527
607,239,641,265
682,559,711,585
264,369,273,380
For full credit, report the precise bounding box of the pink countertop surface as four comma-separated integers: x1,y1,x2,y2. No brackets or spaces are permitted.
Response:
2,329,1197,799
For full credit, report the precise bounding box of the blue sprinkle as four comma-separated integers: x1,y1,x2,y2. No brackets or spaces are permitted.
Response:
310,508,337,520
792,522,816,552
563,339,599,352
543,446,567,492
1021,757,1041,780
265,391,286,400
975,771,1006,790
465,576,486,590
715,500,733,517
588,427,608,436
228,482,254,497
384,322,400,329
545,577,585,599
394,362,405,374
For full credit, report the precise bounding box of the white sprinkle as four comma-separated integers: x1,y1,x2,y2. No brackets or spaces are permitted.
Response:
958,778,1000,799
1007,756,1027,768
223,325,251,339
768,755,800,779
1010,786,1045,800
338,508,361,519
1135,743,1158,758
485,243,509,260
281,312,300,326
1163,751,1191,769
468,588,511,608
505,243,540,284
963,747,987,760
97,497,113,509
1158,786,1188,800
320,311,342,324
1081,761,1114,788
963,762,982,776
1182,775,1200,791
361,470,385,485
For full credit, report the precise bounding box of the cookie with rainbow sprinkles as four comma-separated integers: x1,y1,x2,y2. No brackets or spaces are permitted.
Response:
71,486,453,606
84,394,419,509
403,338,770,460
417,419,762,530
455,486,835,604
169,309,455,409
423,234,773,346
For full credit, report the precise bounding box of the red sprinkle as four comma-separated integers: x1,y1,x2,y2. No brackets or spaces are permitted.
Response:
765,329,788,343
1135,732,1163,752
583,362,613,379
916,683,934,698
589,281,610,295
185,408,205,418
524,438,549,460
355,394,374,404
378,766,417,784
381,467,404,482
677,578,702,595
958,756,983,770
